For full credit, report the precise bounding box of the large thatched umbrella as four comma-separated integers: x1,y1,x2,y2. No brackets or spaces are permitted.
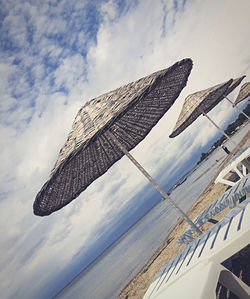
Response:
34,58,202,233
169,79,234,138
224,78,250,121
234,82,250,106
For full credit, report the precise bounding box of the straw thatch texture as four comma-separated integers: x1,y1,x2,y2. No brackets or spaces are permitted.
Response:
34,58,193,216
169,79,233,138
233,82,250,106
224,76,245,97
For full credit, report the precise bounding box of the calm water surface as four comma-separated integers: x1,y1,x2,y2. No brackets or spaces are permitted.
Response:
56,124,249,299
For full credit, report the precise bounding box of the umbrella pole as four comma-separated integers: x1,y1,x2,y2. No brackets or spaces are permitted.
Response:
225,96,250,121
108,130,202,235
202,111,250,172
200,110,241,151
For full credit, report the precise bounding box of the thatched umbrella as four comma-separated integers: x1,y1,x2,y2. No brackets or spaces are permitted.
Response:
169,79,234,138
224,76,245,96
224,78,250,121
34,58,202,233
170,77,250,170
234,82,250,106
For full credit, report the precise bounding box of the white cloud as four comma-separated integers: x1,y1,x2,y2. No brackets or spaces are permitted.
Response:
3,14,28,49
54,54,87,90
100,0,118,21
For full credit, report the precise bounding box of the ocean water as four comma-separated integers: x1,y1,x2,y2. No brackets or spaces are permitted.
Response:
56,123,249,299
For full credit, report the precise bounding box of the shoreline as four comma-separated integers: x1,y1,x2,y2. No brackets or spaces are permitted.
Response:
118,129,250,299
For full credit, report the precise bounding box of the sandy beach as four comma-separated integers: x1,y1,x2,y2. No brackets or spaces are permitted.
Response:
118,129,250,299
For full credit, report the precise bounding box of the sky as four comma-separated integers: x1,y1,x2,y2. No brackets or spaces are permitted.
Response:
0,0,250,298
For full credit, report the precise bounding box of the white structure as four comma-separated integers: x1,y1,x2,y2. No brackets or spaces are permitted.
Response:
178,173,250,245
215,144,250,186
143,199,250,299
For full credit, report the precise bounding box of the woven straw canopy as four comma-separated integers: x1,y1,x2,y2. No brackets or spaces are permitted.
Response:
34,58,193,216
224,76,245,97
169,79,235,138
233,82,250,107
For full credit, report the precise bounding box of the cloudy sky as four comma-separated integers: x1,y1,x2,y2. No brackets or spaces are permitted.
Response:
0,0,250,297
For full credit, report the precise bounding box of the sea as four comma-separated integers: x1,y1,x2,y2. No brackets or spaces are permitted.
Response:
56,123,249,299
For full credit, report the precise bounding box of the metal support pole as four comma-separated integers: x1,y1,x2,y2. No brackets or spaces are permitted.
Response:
108,130,202,235
201,110,250,170
225,96,250,121
200,110,242,151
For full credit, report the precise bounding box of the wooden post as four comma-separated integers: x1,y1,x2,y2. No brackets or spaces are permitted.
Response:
108,130,202,235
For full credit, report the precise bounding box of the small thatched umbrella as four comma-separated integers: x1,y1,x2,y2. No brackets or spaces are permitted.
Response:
224,78,250,121
224,76,245,96
169,79,233,138
234,82,250,106
170,77,250,169
34,58,202,234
